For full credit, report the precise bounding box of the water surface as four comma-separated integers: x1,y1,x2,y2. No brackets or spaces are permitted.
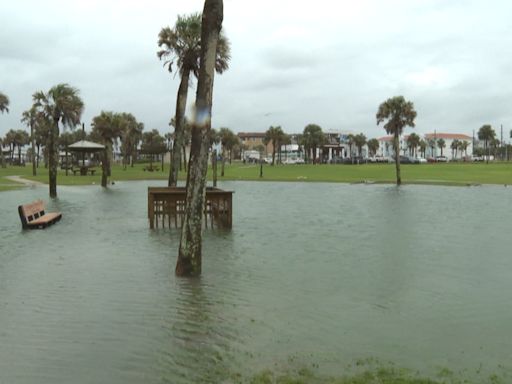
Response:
0,181,511,383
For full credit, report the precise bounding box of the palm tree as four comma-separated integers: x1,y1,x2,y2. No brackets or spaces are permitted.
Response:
264,125,284,165
176,0,224,277
158,12,230,187
459,140,469,157
141,129,167,171
32,84,84,197
367,138,379,157
0,92,8,168
302,124,324,164
92,111,124,187
406,133,420,157
437,138,446,157
347,134,355,160
120,113,144,169
21,106,45,175
450,139,460,159
13,130,30,165
419,139,427,158
478,124,496,164
428,138,436,158
353,133,367,158
218,127,235,176
376,96,417,185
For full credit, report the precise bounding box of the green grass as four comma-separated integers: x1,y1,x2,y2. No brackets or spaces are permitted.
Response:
1,161,512,191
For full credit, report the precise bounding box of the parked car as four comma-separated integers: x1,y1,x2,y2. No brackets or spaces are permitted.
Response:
436,156,448,162
416,157,427,164
295,158,305,164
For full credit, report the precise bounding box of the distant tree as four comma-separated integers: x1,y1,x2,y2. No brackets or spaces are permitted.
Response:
353,133,367,158
32,84,84,197
158,12,230,187
367,138,379,157
13,129,30,165
92,111,125,187
437,138,446,157
428,138,436,158
302,124,324,164
4,129,17,162
376,96,417,185
419,139,427,158
347,134,355,159
218,127,237,175
0,92,9,168
450,139,460,159
478,124,496,164
119,113,143,169
458,140,469,157
406,133,420,157
21,106,45,175
141,129,166,171
0,92,9,114
265,125,284,165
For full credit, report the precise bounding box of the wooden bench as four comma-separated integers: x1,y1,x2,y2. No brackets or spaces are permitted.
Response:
18,200,62,229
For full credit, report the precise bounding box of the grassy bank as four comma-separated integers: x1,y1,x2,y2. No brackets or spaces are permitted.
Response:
1,161,512,191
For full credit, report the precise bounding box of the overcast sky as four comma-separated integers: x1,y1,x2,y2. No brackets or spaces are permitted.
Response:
2,0,512,139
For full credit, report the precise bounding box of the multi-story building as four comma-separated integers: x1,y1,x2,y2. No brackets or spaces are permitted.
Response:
237,132,273,155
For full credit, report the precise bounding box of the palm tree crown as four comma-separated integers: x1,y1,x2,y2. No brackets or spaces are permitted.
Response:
0,92,9,114
157,13,230,77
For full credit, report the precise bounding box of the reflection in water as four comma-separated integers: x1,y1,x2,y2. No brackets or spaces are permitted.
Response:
0,181,511,383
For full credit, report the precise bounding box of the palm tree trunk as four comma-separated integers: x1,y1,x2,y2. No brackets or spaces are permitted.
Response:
221,148,225,176
394,133,401,186
101,145,110,188
176,0,223,277
169,69,190,187
49,122,59,198
0,143,5,168
212,149,217,187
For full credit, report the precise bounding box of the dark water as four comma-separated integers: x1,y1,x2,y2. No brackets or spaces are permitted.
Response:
1,181,511,383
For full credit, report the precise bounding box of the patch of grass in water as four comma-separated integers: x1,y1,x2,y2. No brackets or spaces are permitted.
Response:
233,358,510,384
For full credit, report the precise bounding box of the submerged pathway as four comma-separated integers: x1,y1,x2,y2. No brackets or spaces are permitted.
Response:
4,175,44,187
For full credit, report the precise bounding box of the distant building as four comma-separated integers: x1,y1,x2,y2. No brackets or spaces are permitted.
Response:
424,133,473,159
378,133,473,159
237,132,272,155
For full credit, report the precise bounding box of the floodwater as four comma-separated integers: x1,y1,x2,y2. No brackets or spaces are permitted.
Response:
0,180,511,383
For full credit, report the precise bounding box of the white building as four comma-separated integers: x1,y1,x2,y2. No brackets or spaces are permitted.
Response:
377,133,473,160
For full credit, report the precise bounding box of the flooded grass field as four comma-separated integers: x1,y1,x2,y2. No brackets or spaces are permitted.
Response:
1,181,511,383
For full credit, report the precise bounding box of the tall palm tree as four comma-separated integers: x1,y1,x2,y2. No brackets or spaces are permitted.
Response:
376,96,417,185
33,84,84,197
367,138,379,157
302,124,324,164
21,106,45,175
347,134,355,160
419,139,427,158
92,111,124,187
0,93,9,168
0,92,8,114
176,0,224,277
406,133,420,157
353,133,367,158
119,113,144,169
158,12,230,187
13,130,30,165
478,124,495,164
437,138,446,157
264,125,284,165
218,127,234,176
450,139,460,159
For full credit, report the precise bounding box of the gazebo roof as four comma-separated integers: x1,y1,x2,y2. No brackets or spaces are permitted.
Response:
68,140,105,151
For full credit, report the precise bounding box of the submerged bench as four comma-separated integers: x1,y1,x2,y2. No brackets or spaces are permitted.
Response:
18,200,62,229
